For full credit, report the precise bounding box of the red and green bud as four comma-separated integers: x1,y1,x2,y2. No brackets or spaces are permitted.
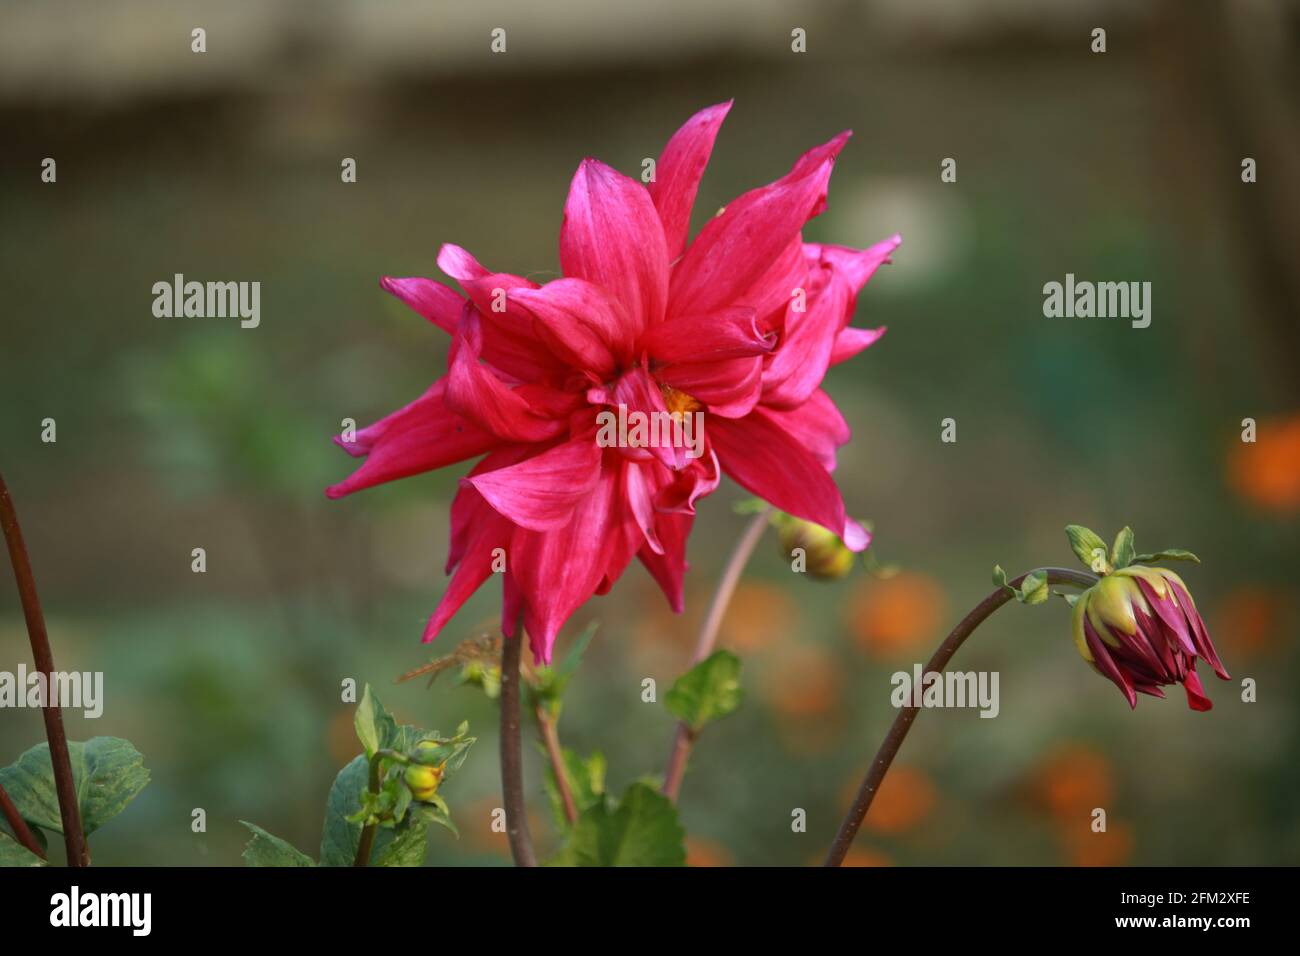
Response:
1071,566,1229,711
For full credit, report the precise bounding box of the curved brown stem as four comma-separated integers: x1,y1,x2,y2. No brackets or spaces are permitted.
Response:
0,471,88,867
500,628,537,866
536,705,577,825
0,781,45,860
662,507,772,803
823,567,1098,866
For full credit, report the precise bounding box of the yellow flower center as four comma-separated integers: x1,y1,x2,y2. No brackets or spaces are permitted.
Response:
660,385,702,417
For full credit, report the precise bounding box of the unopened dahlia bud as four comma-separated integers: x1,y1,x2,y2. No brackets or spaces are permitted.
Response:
404,763,444,802
1071,566,1229,711
776,514,856,580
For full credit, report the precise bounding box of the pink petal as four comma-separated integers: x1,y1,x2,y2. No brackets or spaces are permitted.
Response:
638,510,694,614
510,465,622,663
669,131,849,316
761,264,850,409
560,158,670,333
445,312,568,442
830,326,887,366
657,355,763,418
600,366,688,471
708,407,867,551
806,235,901,293
656,448,721,514
326,379,499,499
648,100,733,261
762,389,850,472
510,278,635,375
465,436,603,532
1084,614,1138,709
642,307,774,363
1182,665,1213,711
623,459,665,555
379,277,463,334
423,481,514,643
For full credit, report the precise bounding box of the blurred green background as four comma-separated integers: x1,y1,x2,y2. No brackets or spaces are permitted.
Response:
2,0,1298,866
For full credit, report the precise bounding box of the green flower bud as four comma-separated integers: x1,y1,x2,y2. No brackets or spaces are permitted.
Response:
404,763,444,802
777,515,856,580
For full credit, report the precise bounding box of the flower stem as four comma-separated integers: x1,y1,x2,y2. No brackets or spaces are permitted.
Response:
352,752,385,867
662,506,772,804
0,471,88,867
536,704,577,825
500,628,537,866
823,566,1098,866
0,780,45,860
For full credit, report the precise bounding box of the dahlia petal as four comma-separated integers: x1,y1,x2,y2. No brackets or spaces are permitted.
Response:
1182,665,1213,711
830,326,887,366
1084,614,1137,708
379,276,463,334
1133,576,1198,658
436,243,491,283
465,436,603,532
762,389,850,472
326,379,498,499
560,158,670,332
761,265,851,409
446,313,567,442
1167,579,1230,679
624,460,665,555
423,489,513,643
658,356,763,418
511,465,621,663
656,448,721,514
709,408,867,551
642,307,774,363
668,133,848,316
807,234,901,294
649,100,732,261
604,366,688,470
638,510,693,614
733,238,810,330
510,278,633,375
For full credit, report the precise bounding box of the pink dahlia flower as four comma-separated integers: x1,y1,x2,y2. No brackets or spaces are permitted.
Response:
328,101,899,663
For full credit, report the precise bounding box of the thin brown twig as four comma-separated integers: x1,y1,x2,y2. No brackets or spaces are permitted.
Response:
535,704,577,825
0,471,87,867
823,567,1099,866
500,626,537,866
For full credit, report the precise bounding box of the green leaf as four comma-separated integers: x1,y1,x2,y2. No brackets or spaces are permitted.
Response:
372,820,431,866
550,783,685,867
0,737,148,836
0,830,46,867
414,798,459,838
1132,549,1201,565
319,755,429,867
1110,526,1136,569
543,749,606,831
354,684,396,758
1065,525,1111,574
239,822,315,867
1020,570,1049,605
664,650,744,733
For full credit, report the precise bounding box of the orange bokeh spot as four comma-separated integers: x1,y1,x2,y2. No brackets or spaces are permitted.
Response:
1213,585,1289,658
1063,821,1135,867
685,837,734,867
1030,744,1113,824
856,765,937,835
761,642,843,717
838,847,893,867
1228,412,1300,512
720,581,800,654
846,572,946,658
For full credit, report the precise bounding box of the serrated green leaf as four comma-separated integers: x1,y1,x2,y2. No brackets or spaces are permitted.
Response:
0,737,148,836
372,819,430,866
239,822,315,867
415,799,459,838
1110,527,1135,569
664,651,744,733
0,830,46,867
543,749,606,831
549,783,685,867
1066,525,1111,574
1132,549,1200,565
